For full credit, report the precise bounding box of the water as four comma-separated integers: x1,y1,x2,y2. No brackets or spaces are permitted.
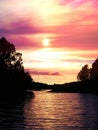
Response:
0,91,98,130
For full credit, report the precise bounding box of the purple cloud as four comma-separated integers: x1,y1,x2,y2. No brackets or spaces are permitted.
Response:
57,0,98,8
57,0,87,7
6,36,42,49
0,19,41,35
25,69,61,76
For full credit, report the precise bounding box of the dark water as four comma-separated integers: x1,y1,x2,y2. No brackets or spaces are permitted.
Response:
0,91,98,130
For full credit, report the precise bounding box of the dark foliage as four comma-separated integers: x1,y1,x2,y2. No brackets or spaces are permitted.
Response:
31,78,98,94
77,64,90,81
0,37,33,99
50,78,98,93
77,58,98,81
90,58,98,78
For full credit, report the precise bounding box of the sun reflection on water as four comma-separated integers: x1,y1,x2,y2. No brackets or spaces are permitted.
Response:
24,91,94,129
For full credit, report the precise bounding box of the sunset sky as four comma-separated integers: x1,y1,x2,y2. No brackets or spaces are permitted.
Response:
0,0,98,84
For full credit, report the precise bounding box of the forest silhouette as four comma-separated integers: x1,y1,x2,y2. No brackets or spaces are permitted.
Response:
77,58,98,81
0,37,33,99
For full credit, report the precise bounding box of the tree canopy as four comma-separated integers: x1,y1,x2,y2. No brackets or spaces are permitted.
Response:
77,64,90,81
90,58,98,78
77,58,98,81
0,37,33,98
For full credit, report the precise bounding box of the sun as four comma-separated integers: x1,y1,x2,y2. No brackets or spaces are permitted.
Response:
43,38,50,46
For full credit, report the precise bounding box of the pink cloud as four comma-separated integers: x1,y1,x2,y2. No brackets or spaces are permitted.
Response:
7,36,41,49
25,69,61,76
57,0,98,8
0,19,41,35
0,19,44,49
50,32,98,50
57,0,73,5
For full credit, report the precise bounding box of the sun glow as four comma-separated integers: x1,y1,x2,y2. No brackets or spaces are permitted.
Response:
19,48,97,83
43,38,50,46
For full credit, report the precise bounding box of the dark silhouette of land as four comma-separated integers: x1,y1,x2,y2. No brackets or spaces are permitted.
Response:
0,37,34,99
49,78,98,93
30,77,98,94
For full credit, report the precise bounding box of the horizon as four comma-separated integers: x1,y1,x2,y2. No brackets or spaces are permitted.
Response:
0,0,98,84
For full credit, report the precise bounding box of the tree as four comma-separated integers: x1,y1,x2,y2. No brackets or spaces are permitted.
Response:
77,64,90,81
90,58,98,78
0,37,33,97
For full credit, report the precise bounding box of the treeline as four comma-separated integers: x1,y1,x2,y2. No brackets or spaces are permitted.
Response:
50,78,98,93
0,37,33,98
77,58,98,81
50,58,98,93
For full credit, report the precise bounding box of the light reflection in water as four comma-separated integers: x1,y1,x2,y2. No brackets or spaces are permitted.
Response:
1,92,98,130
24,91,98,130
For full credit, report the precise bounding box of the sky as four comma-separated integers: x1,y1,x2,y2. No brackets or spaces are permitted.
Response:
0,0,98,84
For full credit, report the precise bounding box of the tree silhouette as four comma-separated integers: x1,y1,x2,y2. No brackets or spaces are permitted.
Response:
0,37,33,98
90,58,98,79
77,64,90,81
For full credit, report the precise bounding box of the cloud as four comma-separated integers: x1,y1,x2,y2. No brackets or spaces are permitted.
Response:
0,19,41,35
0,19,44,49
0,0,98,51
57,0,98,8
51,26,97,50
0,0,98,52
51,72,61,76
25,69,61,76
8,36,39,49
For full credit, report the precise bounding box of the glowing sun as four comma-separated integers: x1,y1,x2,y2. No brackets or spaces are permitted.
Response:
43,38,50,46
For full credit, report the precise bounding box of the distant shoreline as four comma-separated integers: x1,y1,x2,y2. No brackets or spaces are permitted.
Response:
31,78,98,94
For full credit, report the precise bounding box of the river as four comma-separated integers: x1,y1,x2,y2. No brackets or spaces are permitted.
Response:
0,91,98,130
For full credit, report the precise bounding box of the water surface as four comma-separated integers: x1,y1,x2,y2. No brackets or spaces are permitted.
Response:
0,91,98,130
